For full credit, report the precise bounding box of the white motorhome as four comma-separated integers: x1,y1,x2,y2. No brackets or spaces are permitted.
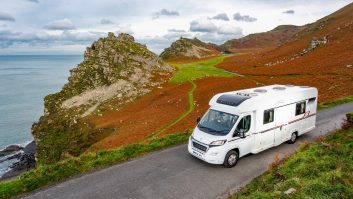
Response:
188,84,318,167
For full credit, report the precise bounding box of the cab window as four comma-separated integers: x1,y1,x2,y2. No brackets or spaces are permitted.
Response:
235,115,251,135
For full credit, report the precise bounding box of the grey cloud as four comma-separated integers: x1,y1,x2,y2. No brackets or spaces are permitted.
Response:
44,19,75,30
100,18,114,25
168,29,186,33
282,10,295,14
190,20,217,33
233,13,257,22
0,12,15,22
209,13,229,21
153,9,179,19
27,0,39,3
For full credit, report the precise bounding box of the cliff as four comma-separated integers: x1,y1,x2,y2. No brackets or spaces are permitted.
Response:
32,32,174,164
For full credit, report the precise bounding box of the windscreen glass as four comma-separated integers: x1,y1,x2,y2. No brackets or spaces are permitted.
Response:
197,109,238,135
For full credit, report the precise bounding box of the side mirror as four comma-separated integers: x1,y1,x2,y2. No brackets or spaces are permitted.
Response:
234,129,246,138
196,116,201,124
239,130,246,138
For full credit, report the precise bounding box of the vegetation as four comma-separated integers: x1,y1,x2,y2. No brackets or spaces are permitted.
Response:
0,132,191,199
232,127,353,198
149,81,196,138
318,95,353,110
169,55,234,83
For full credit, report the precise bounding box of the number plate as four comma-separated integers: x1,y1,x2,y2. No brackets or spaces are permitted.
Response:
192,150,204,159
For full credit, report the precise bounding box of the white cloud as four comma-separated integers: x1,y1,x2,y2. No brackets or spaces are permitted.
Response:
190,19,217,33
217,24,242,35
44,19,75,30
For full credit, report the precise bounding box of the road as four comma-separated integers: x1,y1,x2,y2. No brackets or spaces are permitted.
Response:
22,102,353,199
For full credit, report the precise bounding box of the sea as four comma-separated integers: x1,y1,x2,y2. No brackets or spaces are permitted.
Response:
0,55,83,150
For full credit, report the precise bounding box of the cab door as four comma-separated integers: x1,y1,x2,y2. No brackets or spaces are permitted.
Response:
232,112,254,156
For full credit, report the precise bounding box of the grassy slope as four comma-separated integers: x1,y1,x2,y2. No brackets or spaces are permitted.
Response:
170,55,234,83
232,127,353,198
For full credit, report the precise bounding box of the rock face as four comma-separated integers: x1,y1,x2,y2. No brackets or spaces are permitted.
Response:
32,32,174,164
0,141,36,181
160,37,220,62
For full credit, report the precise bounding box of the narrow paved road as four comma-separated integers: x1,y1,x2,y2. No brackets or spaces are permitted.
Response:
22,102,353,199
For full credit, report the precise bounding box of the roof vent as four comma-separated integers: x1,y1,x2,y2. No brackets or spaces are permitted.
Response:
254,89,267,93
273,86,286,90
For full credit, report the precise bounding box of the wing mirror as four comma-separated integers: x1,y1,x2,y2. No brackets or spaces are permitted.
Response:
234,129,246,138
196,116,201,124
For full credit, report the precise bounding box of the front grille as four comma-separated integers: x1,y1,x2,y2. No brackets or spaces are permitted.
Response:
192,141,207,152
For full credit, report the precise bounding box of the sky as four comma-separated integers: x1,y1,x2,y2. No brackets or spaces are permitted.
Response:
0,0,351,55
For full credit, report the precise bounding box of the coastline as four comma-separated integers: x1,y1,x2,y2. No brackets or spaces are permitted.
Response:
0,140,36,181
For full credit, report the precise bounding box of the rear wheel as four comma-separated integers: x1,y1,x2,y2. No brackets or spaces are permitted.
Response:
287,132,297,144
223,150,239,168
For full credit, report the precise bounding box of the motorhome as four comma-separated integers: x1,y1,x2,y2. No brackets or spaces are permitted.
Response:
188,84,318,167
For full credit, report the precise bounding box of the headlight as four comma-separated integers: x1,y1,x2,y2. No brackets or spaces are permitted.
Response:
210,139,227,146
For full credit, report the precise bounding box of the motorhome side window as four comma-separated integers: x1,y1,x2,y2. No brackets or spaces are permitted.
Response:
263,109,274,124
295,101,306,116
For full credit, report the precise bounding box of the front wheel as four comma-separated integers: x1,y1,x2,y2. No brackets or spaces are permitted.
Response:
287,132,297,144
223,150,239,168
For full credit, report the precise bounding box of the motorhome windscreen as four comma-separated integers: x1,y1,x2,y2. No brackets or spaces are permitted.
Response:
197,109,238,135
216,94,250,107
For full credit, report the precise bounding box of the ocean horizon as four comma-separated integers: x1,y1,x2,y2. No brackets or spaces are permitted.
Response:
0,55,83,149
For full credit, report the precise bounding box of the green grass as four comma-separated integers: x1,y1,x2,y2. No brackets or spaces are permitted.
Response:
0,132,191,199
148,81,196,138
318,95,353,110
169,55,235,83
232,127,353,199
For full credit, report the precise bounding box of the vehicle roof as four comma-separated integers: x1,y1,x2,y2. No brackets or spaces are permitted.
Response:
209,84,318,114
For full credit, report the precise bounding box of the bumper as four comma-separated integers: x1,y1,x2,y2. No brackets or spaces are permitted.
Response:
188,138,226,165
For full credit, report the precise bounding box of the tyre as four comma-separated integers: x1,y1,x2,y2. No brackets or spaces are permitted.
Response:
287,132,297,144
223,150,239,168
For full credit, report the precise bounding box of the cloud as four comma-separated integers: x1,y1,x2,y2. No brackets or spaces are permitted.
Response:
153,9,179,19
100,18,114,25
217,24,242,35
282,9,295,14
0,12,15,22
167,29,186,33
26,0,39,3
0,30,104,49
233,13,257,22
190,19,217,33
209,13,229,21
44,18,75,30
163,29,191,40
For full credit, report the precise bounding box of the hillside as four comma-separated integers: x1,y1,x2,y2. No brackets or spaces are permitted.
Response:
221,25,306,51
159,37,220,62
31,32,174,163
218,2,353,102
